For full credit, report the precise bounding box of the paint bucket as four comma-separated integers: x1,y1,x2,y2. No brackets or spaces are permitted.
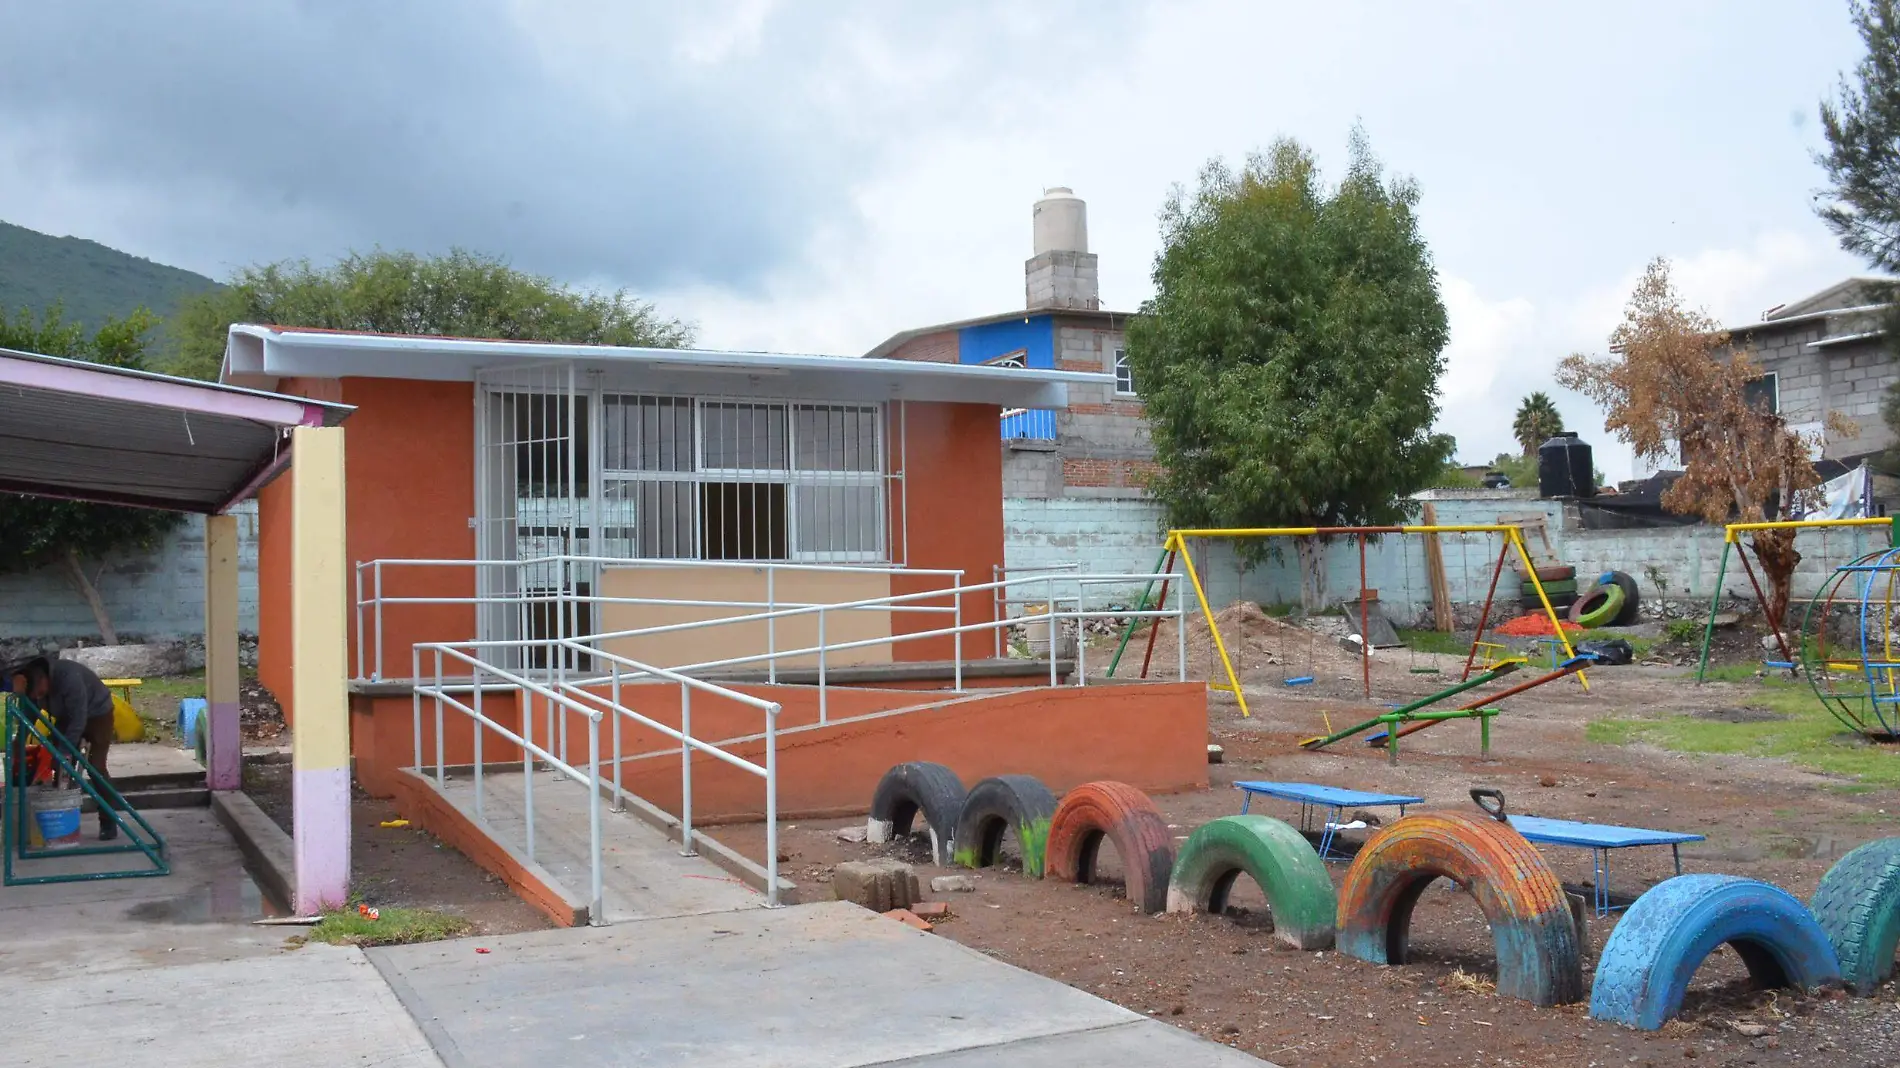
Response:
30,784,83,848
1022,607,1076,660
177,697,207,751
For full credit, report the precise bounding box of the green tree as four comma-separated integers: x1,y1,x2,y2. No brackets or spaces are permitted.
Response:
1816,1,1900,467
167,248,693,379
0,305,183,644
1126,134,1453,608
1511,391,1566,457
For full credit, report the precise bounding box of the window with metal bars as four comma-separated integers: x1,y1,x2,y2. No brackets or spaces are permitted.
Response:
599,396,885,562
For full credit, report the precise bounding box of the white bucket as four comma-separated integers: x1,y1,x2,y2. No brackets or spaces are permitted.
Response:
30,784,84,848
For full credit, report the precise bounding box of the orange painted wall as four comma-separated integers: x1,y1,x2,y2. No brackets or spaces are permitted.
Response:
256,377,477,723
351,681,1208,821
888,402,1005,661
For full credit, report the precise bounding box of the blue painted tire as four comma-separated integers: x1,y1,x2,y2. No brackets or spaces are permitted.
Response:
1590,874,1842,1030
1809,837,1900,995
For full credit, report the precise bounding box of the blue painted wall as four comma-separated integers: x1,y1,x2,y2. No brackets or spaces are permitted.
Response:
959,316,1054,368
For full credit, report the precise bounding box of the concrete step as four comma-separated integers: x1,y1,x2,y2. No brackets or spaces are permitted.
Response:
83,787,210,812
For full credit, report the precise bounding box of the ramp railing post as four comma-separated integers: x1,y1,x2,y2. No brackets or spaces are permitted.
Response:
611,663,623,813
588,714,603,925
764,703,780,908
680,683,695,857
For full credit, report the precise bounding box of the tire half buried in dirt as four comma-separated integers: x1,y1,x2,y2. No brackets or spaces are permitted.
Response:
1592,874,1841,1029
1809,836,1900,995
1336,812,1583,1006
1566,584,1625,629
1045,781,1176,914
1600,569,1642,626
954,774,1060,877
1165,815,1335,949
866,761,966,866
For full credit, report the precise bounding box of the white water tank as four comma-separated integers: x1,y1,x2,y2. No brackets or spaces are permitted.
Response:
1032,187,1088,255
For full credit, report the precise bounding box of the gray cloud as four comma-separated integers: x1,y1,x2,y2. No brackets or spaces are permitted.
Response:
0,1,1117,291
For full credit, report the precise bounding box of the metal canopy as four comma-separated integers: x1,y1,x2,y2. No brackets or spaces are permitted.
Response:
222,324,1113,408
0,347,353,514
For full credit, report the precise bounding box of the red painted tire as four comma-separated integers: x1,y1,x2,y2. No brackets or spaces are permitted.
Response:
1336,812,1584,1006
1044,781,1176,914
1516,565,1576,584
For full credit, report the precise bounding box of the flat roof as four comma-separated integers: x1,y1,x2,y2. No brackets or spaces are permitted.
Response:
223,324,1115,409
0,347,353,513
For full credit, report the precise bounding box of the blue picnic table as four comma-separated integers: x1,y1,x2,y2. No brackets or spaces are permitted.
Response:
1234,780,1424,860
1505,814,1704,916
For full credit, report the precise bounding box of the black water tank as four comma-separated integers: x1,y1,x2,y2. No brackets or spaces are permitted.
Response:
1537,433,1595,498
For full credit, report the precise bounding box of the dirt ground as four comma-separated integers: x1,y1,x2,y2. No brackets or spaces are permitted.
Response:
721,615,1900,1068
243,761,550,937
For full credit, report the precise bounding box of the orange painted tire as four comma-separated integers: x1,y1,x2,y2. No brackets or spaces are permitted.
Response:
1043,781,1176,913
1336,812,1584,1006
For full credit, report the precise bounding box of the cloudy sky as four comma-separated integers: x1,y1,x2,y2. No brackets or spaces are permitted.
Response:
0,1,1875,479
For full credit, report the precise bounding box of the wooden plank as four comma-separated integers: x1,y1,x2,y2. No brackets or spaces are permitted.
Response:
1421,502,1454,631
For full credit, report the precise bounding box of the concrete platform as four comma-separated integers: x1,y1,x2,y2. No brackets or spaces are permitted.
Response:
369,901,1270,1067
433,768,762,921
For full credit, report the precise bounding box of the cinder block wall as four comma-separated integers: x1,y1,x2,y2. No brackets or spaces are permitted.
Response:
0,501,260,642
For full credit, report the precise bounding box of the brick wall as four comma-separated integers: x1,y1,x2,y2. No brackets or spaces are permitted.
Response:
887,330,958,364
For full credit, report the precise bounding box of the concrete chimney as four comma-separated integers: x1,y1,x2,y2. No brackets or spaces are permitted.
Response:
1026,187,1099,311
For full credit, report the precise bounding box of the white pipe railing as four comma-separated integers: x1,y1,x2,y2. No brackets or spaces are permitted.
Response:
412,633,785,913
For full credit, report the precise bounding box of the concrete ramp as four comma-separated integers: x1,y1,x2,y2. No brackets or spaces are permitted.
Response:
368,901,1270,1067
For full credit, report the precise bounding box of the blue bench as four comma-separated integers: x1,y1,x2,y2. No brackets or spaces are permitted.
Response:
1505,814,1704,916
1234,780,1424,860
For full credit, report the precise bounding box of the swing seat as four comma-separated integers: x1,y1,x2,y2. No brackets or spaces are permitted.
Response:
1283,676,1315,686
1408,666,1443,675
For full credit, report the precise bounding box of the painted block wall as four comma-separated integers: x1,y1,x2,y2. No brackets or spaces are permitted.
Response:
958,316,1054,367
0,501,259,641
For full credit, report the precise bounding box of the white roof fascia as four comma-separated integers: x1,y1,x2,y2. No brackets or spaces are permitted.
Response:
223,325,1108,408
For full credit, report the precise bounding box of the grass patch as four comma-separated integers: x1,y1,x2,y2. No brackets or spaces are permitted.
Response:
1397,629,1467,656
1585,679,1900,788
305,905,472,947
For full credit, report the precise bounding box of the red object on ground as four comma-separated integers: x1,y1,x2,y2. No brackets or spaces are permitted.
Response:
1492,612,1582,637
882,908,934,931
475,947,490,954
910,901,951,919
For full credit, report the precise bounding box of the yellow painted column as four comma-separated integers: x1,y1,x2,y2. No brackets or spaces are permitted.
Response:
290,425,350,913
204,513,241,791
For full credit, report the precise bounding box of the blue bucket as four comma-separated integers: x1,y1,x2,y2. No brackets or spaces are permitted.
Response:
31,792,82,845
177,697,207,751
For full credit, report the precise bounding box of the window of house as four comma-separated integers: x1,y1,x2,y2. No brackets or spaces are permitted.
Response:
984,350,1027,369
1743,372,1779,414
599,396,884,562
1113,347,1136,395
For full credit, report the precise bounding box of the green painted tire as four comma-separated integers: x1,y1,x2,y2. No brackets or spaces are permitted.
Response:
1165,815,1335,950
1520,578,1578,597
1567,584,1626,629
1810,837,1900,995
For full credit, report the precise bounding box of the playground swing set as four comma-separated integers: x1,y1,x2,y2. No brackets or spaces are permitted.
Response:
1105,524,1592,761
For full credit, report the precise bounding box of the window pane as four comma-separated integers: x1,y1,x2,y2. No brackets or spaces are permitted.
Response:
602,479,695,559
794,405,879,472
701,482,788,560
702,403,787,470
794,484,882,557
603,396,693,472
1114,348,1135,394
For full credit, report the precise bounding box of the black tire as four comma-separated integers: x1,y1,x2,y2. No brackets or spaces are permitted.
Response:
1600,570,1642,626
1520,592,1578,611
954,774,1060,877
1520,579,1578,597
867,762,966,865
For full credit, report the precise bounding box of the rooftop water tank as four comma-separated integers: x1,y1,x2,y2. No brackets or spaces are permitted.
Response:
1032,187,1088,255
1537,433,1595,499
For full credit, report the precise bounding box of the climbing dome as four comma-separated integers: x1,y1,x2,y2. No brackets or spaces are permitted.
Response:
1802,548,1900,740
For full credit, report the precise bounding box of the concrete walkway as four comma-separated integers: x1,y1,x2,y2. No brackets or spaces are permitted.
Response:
1,803,1269,1065
369,902,1267,1067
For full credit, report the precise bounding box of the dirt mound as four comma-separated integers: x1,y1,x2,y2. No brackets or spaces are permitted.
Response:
1145,601,1370,684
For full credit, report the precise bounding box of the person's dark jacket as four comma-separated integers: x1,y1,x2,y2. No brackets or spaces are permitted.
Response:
47,659,113,742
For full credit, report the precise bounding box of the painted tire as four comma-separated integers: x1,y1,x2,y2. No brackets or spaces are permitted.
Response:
866,762,966,865
1601,570,1642,626
1567,584,1626,628
1809,837,1900,995
1336,812,1583,1005
1591,874,1842,1030
1520,578,1578,597
1516,565,1576,584
1045,781,1176,913
954,774,1060,877
1164,815,1336,949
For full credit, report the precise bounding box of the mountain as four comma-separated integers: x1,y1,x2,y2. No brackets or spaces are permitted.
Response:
0,220,218,331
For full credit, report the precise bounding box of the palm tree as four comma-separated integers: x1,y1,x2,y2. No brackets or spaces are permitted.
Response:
1512,392,1566,457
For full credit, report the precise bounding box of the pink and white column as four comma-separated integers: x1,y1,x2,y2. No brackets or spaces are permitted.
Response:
289,425,351,914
